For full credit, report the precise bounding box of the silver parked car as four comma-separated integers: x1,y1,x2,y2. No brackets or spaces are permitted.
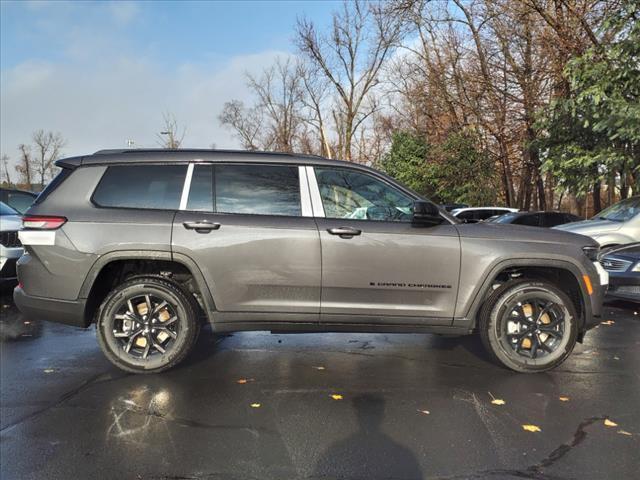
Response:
554,196,639,247
0,201,23,286
14,149,607,374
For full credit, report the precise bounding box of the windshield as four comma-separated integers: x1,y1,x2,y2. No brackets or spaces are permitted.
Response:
594,196,639,222
0,201,19,216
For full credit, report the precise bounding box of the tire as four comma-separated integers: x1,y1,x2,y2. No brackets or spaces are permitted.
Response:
479,279,578,373
96,276,200,374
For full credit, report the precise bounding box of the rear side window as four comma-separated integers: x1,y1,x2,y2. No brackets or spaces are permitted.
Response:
93,165,187,210
215,164,301,216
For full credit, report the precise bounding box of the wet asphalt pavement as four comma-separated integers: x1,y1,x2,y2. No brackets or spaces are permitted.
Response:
1,295,639,480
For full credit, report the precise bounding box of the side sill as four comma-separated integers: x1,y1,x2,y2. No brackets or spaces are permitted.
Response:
212,321,472,335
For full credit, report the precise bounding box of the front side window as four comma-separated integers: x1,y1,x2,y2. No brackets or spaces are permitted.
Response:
215,164,301,216
315,168,413,222
93,165,187,210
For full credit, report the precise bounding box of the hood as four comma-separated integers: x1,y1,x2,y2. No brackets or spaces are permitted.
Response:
455,222,596,246
553,218,621,235
0,214,22,232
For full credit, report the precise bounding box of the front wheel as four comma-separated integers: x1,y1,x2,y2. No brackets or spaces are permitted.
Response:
96,276,200,374
479,280,578,373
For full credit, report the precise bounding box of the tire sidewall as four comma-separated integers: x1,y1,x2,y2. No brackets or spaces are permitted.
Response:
484,281,578,373
97,279,197,373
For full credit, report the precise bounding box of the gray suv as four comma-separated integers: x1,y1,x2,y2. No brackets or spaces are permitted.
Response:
14,149,608,374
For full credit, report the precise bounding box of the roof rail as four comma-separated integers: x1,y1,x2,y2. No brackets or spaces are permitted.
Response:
91,148,326,159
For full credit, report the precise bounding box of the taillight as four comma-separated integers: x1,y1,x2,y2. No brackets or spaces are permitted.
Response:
22,215,67,230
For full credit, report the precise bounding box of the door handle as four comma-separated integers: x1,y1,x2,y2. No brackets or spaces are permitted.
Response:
327,227,362,238
183,221,221,233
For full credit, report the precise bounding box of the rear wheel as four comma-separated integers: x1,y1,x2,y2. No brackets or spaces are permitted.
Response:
479,279,578,373
96,276,200,374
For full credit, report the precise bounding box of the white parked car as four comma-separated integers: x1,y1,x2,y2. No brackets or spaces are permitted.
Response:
0,201,23,286
554,196,639,247
451,207,519,223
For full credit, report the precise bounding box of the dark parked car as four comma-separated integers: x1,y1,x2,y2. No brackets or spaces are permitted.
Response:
14,149,607,374
440,203,468,212
487,211,582,228
0,188,37,214
600,243,639,303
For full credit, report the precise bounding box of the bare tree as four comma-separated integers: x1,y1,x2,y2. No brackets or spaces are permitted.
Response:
1,155,11,186
296,0,403,161
219,100,263,150
32,130,66,189
157,112,185,149
220,57,308,153
15,144,33,187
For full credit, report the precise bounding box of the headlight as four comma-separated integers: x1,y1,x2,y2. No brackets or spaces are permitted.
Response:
582,246,600,262
633,262,640,272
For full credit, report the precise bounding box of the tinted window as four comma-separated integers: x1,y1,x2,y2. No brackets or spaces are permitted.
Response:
215,164,301,216
6,192,36,214
514,214,541,226
540,212,565,227
315,168,414,222
186,164,213,211
93,165,187,210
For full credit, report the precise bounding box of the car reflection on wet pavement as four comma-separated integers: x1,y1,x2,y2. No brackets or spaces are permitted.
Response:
1,293,638,480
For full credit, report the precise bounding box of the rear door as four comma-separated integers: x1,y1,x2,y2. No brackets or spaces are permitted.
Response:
172,163,321,318
310,166,460,324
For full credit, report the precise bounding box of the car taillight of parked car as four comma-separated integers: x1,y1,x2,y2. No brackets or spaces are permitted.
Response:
22,215,67,230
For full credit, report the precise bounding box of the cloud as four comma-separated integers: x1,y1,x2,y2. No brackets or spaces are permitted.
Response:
0,50,291,166
1,1,296,169
108,1,139,26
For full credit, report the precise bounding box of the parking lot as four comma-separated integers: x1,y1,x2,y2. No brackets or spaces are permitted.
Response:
1,294,638,480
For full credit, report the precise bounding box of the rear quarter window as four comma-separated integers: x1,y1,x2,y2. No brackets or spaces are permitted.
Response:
93,165,187,210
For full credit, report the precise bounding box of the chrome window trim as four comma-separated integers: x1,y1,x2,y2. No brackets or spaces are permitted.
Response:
179,163,195,210
298,166,313,217
305,166,325,217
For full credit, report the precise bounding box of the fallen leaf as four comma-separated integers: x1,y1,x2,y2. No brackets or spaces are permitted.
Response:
604,419,618,427
417,409,430,415
601,320,615,326
250,403,261,408
522,424,542,432
488,391,505,405
617,430,632,436
330,394,343,400
312,366,326,370
559,396,570,402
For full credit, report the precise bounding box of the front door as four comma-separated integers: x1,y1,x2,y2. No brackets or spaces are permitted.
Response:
311,166,460,324
172,163,321,317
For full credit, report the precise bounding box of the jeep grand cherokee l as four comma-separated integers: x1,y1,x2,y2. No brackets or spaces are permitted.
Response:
14,149,608,373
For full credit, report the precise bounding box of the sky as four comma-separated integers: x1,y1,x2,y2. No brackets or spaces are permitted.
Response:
0,0,338,167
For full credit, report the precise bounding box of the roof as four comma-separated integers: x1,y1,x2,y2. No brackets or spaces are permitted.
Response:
55,148,359,169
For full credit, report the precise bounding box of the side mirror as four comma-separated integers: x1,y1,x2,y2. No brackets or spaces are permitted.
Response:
412,201,441,225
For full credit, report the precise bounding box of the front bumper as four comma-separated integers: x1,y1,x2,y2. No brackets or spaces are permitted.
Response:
13,286,89,328
0,246,23,284
606,272,640,303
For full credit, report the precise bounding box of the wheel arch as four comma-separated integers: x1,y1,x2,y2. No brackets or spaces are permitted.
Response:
462,258,591,331
79,250,217,326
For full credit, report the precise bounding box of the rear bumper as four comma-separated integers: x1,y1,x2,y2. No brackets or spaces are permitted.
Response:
13,286,89,328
